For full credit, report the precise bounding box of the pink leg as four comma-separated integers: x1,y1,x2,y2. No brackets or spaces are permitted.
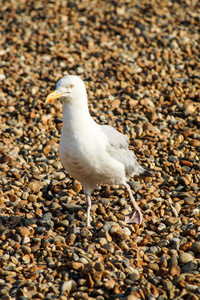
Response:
86,194,91,227
124,183,142,225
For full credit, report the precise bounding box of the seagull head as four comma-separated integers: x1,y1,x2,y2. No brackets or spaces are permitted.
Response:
46,75,87,104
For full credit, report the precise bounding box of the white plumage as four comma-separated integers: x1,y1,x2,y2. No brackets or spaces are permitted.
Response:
46,75,151,227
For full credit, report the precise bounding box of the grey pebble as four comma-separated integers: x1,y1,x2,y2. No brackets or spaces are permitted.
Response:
127,181,142,192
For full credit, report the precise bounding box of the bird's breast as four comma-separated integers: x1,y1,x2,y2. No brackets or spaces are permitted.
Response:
58,130,125,187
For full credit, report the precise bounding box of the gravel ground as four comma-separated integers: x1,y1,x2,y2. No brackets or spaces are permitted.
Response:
1,0,200,299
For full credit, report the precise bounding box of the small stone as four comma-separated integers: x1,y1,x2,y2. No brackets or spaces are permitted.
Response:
174,202,181,214
94,262,105,272
81,228,93,238
126,269,140,281
180,160,193,167
56,220,69,228
73,182,82,193
163,280,174,291
103,279,116,290
46,257,56,268
49,202,61,210
157,223,166,232
125,293,141,300
169,265,180,277
122,227,132,236
160,254,168,268
21,245,31,255
0,154,13,163
61,280,76,295
179,253,194,264
43,144,51,155
21,192,29,200
17,227,31,237
53,172,66,180
109,224,129,240
128,181,142,192
66,261,84,271
185,284,199,293
190,139,200,148
165,217,180,226
148,263,160,272
9,193,18,202
184,197,195,205
86,273,94,288
73,292,88,299
28,181,42,193
28,194,37,202
170,254,178,267
191,242,200,254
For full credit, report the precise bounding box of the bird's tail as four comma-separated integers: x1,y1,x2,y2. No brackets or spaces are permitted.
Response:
134,166,154,179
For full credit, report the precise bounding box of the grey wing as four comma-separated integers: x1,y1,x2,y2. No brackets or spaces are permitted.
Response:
101,125,145,178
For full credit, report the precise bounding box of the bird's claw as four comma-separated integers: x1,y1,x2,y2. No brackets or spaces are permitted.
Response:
124,210,142,225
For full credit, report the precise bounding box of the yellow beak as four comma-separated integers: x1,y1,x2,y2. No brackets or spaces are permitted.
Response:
45,91,63,103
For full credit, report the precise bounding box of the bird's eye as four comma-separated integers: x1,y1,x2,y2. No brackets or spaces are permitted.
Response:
69,84,74,89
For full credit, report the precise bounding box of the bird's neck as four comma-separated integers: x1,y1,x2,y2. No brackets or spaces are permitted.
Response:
62,100,93,132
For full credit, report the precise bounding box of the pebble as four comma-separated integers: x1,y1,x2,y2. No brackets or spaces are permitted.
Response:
53,172,66,180
169,265,180,277
61,280,77,295
162,280,174,291
16,227,31,237
126,270,140,282
94,262,105,272
191,242,200,254
179,253,194,264
28,181,42,193
165,217,180,226
103,279,116,290
21,245,31,254
128,181,142,192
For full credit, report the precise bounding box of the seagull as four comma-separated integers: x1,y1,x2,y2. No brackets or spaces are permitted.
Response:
46,75,152,227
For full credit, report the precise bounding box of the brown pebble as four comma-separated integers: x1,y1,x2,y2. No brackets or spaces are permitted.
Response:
165,217,180,226
86,273,94,288
190,139,200,148
97,204,107,216
98,247,108,255
0,154,13,163
35,208,42,216
94,262,105,272
180,241,192,251
28,181,42,193
191,242,200,254
148,262,160,272
92,271,104,282
43,144,51,155
17,227,31,237
109,224,129,240
179,253,194,264
66,261,84,272
9,193,18,202
104,279,116,290
104,186,113,197
21,245,32,254
125,292,141,300
113,284,121,294
73,182,82,193
180,160,193,167
169,265,180,277
28,194,37,202
66,234,76,245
